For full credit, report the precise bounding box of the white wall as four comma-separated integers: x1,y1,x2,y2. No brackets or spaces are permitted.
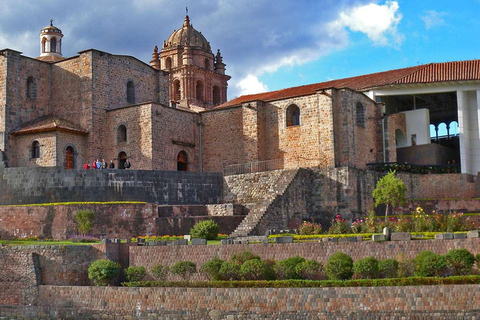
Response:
457,90,480,175
400,109,431,147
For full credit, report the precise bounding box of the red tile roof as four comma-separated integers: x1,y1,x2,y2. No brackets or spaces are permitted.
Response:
218,59,480,109
11,115,89,135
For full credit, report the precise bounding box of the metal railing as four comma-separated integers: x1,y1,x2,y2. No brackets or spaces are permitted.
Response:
224,158,284,175
367,162,461,174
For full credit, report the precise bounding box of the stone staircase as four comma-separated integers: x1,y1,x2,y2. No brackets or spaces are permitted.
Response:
230,169,300,237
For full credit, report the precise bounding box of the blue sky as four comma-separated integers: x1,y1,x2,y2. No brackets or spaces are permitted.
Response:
0,0,479,99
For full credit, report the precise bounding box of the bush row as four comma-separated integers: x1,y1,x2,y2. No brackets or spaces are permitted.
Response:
89,249,480,286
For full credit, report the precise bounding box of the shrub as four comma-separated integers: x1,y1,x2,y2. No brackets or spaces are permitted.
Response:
218,261,241,280
414,250,436,276
328,215,351,234
200,257,224,281
124,266,146,282
295,259,324,280
416,254,449,277
171,261,197,280
88,259,121,286
397,256,415,278
299,221,322,235
241,259,275,281
231,251,260,265
274,256,306,280
445,249,475,276
151,264,170,281
353,257,379,279
378,259,399,278
75,210,95,235
189,220,219,240
325,252,353,280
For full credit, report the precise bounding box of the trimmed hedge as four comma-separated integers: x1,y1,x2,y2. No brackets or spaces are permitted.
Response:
122,275,480,288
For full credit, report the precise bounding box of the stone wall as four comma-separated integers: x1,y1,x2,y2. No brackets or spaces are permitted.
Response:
129,238,480,281
1,284,474,319
0,167,223,205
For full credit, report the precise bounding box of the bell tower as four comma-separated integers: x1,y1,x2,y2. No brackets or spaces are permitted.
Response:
152,14,230,110
38,19,64,62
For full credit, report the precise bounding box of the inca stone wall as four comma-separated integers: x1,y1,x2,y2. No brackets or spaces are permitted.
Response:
0,167,223,205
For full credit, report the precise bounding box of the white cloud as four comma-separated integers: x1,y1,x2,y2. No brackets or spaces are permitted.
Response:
329,1,404,46
421,10,447,29
235,74,269,96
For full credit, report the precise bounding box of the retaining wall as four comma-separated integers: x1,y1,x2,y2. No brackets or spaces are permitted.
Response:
0,167,223,205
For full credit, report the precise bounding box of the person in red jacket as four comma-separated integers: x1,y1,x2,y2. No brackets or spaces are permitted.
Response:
83,163,90,169
92,159,98,169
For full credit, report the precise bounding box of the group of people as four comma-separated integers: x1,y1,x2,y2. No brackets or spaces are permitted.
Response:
83,158,131,170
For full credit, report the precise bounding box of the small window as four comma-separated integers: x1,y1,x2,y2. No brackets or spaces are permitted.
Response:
165,57,172,69
50,38,57,53
173,80,181,101
286,104,300,126
204,58,209,70
65,146,74,169
212,85,220,105
117,125,127,143
356,102,365,127
27,77,37,99
196,80,204,101
177,151,188,171
32,141,40,159
42,38,47,53
126,81,135,104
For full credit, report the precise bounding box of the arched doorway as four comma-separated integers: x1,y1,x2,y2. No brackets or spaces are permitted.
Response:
177,151,188,171
65,146,74,169
118,151,127,169
395,129,407,147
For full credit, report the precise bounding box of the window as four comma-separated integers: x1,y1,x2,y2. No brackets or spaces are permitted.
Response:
356,102,365,127
50,38,57,53
26,77,37,99
117,125,127,143
32,141,40,159
173,80,181,101
177,151,188,171
42,38,47,53
286,104,300,126
212,85,220,105
126,81,135,104
65,146,74,169
204,58,209,70
165,57,172,69
196,80,204,101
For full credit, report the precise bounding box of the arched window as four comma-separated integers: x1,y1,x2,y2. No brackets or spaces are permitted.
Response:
50,38,57,53
449,121,459,137
42,37,47,53
196,80,204,101
429,124,437,140
395,129,407,147
438,123,447,138
173,80,181,101
286,104,300,126
126,81,135,104
356,102,365,127
117,125,127,143
165,57,172,70
118,151,127,169
26,77,37,99
204,58,209,70
177,151,188,171
212,85,220,105
32,141,40,159
65,146,74,169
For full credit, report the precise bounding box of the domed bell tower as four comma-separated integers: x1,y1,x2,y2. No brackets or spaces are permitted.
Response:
150,14,230,110
38,19,64,62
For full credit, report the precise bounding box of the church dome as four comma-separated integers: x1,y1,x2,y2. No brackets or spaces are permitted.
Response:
164,15,211,52
40,20,62,35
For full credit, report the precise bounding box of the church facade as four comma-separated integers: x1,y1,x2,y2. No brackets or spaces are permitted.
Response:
1,17,480,177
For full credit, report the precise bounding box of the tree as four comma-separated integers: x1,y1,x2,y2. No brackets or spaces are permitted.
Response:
75,210,95,235
372,171,406,222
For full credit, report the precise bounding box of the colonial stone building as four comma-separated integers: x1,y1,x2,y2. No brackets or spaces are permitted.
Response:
1,17,480,178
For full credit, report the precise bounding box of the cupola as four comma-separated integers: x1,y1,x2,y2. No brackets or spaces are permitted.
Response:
38,19,64,62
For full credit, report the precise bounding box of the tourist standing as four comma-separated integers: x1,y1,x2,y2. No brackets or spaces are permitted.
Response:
124,158,131,169
96,159,102,169
101,158,107,169
83,163,90,169
109,159,115,169
92,159,98,169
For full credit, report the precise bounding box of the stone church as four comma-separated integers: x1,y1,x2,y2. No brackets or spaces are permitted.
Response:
1,16,480,177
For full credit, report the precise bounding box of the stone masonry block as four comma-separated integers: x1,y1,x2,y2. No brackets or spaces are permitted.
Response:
454,233,467,239
275,236,293,244
372,234,386,242
391,232,411,241
467,230,480,238
191,238,207,245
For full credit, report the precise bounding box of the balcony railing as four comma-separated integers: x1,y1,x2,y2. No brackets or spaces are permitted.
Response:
224,159,284,175
367,162,461,174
